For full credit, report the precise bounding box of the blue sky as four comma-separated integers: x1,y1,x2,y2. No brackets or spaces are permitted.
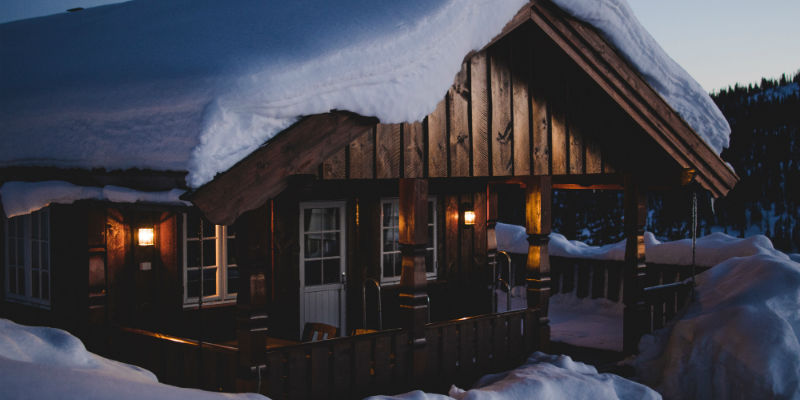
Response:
1,0,798,93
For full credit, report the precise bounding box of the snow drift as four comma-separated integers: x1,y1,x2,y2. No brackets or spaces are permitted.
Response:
1,0,728,189
0,319,266,400
634,251,800,399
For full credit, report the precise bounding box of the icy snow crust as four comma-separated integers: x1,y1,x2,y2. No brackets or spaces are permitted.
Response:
0,0,527,188
496,222,781,266
1,0,729,189
0,181,190,218
551,0,730,154
368,352,659,400
0,319,266,399
634,252,800,399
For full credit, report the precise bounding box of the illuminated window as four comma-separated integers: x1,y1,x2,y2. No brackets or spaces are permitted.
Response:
380,198,437,284
4,208,50,308
182,213,237,306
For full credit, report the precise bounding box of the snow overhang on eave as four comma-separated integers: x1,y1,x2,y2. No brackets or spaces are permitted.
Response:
490,0,739,197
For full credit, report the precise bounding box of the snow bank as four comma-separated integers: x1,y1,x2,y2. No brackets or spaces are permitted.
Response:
0,319,266,400
0,0,526,188
0,181,190,218
551,0,730,154
549,294,624,351
497,223,783,267
633,252,800,399
369,352,658,399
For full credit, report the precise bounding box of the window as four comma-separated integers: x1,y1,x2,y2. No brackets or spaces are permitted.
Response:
380,198,436,284
300,202,345,287
4,208,50,307
183,214,237,306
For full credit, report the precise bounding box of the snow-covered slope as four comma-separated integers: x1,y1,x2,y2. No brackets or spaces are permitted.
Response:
1,0,729,189
0,319,266,400
551,0,730,154
634,252,800,399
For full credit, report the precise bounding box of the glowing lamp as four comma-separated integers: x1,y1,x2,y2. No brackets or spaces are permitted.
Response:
463,208,476,226
138,228,155,246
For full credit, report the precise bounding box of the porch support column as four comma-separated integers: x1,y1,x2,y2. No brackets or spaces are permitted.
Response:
398,178,429,383
235,202,272,392
525,176,551,349
623,175,648,354
486,186,499,313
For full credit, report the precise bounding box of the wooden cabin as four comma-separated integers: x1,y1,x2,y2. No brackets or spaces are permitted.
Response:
1,1,737,398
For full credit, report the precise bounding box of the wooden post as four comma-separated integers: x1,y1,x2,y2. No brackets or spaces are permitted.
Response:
486,187,498,313
525,176,551,349
398,178,429,384
234,203,271,393
623,175,648,354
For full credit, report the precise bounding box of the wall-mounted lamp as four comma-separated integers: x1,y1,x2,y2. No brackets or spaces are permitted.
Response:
462,204,475,227
680,168,697,186
137,227,155,246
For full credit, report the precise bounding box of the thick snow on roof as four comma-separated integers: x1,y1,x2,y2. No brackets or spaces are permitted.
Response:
0,0,729,189
551,0,730,154
0,181,189,218
0,0,527,188
634,252,800,399
0,318,266,400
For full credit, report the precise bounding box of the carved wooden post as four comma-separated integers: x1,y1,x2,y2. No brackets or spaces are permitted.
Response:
623,175,648,354
398,178,429,384
235,203,271,392
525,176,551,349
486,186,498,313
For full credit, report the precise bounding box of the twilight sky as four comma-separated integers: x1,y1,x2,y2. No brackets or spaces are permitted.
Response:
1,0,798,93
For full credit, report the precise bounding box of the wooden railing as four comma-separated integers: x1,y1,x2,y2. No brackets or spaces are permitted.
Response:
642,281,693,333
107,326,238,392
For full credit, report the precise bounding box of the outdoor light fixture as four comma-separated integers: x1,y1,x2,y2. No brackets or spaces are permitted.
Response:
680,168,697,186
463,204,475,226
138,227,155,246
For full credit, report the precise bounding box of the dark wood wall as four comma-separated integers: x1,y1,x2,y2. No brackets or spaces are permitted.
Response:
317,23,631,183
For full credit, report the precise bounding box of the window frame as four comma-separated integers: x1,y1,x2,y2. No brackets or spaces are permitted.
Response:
379,197,437,285
4,208,51,308
182,214,237,307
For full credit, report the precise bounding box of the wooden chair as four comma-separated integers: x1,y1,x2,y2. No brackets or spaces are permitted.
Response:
302,322,339,342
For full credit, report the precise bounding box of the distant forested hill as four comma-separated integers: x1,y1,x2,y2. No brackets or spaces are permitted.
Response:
539,71,800,253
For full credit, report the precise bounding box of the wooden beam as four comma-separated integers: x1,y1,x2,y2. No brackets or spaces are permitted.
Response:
622,174,648,354
490,40,513,177
450,62,472,177
398,178,429,383
470,52,489,177
511,29,532,176
190,111,378,225
403,122,425,178
427,99,448,178
376,124,401,179
348,128,375,179
524,175,551,349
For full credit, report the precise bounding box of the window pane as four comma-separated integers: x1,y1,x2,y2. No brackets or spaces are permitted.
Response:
382,254,394,278
41,244,49,270
17,239,24,265
32,242,40,269
227,266,239,295
187,215,201,239
32,273,40,298
32,213,39,238
202,220,216,239
305,233,322,258
382,203,395,227
322,233,339,257
428,201,434,223
8,237,16,265
226,224,236,237
427,226,434,248
41,272,50,300
202,239,216,266
305,260,322,286
187,269,200,298
202,268,217,296
426,250,435,273
393,253,402,277
42,213,49,241
227,237,237,266
325,208,339,231
323,259,340,284
16,216,24,237
9,268,17,294
304,209,321,232
383,228,398,252
17,270,24,296
187,241,201,268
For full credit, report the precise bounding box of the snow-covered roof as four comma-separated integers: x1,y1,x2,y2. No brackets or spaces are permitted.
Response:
0,0,728,189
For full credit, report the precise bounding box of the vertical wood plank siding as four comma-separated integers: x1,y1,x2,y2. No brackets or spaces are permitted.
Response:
319,26,621,180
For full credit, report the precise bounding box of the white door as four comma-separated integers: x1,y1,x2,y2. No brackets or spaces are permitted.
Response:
299,202,346,336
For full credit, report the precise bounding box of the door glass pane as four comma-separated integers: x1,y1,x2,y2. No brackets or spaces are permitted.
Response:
202,220,216,239
227,266,239,295
187,215,201,239
227,237,237,265
393,253,402,277
324,208,339,231
202,268,217,296
9,268,17,294
8,237,15,265
305,260,322,286
322,233,339,257
304,209,320,232
41,272,50,300
32,273,40,298
187,241,201,268
187,269,200,298
202,240,216,266
17,270,24,296
383,254,394,278
383,228,397,252
17,240,24,266
323,259,340,284
32,243,40,269
41,244,49,270
426,250,435,273
305,233,322,258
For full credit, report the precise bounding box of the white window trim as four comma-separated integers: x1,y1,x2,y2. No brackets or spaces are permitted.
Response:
379,197,437,285
182,214,237,307
4,208,51,309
